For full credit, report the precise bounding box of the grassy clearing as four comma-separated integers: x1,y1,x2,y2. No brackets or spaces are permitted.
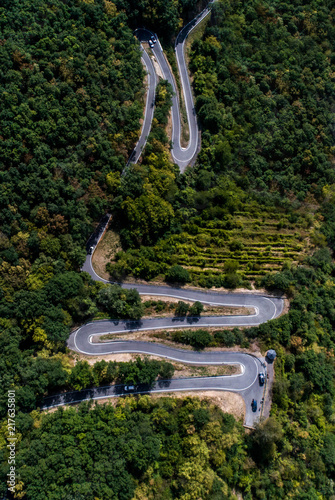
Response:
91,227,121,280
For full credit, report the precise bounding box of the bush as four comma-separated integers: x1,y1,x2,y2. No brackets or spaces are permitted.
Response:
69,361,94,391
106,262,128,282
214,331,235,347
188,301,204,316
223,272,241,289
189,329,212,349
175,301,189,316
229,240,244,251
166,265,190,284
117,357,166,386
224,260,239,273
97,285,143,319
158,361,175,380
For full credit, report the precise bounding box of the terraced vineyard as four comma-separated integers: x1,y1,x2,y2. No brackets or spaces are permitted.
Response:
161,211,315,282
188,221,307,277
109,206,319,287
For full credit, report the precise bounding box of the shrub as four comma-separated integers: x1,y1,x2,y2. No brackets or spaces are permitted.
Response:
223,272,241,289
175,301,189,316
214,331,235,347
166,265,190,284
189,329,212,349
188,301,204,316
158,361,175,380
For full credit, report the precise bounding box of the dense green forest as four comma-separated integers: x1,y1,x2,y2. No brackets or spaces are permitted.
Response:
0,0,185,412
14,397,246,500
192,0,335,195
0,0,145,348
1,0,335,498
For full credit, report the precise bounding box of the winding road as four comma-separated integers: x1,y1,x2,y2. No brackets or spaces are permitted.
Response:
42,350,265,427
41,3,285,427
42,215,284,426
127,47,157,165
132,3,214,170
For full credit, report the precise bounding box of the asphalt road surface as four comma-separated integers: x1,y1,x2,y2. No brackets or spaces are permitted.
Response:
132,3,215,171
126,46,156,165
43,215,284,426
42,350,265,427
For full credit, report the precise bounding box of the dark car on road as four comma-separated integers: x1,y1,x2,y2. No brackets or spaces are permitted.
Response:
88,246,94,255
251,399,257,412
124,385,135,392
258,372,265,386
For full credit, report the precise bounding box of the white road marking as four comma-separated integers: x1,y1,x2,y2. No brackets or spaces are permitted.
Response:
263,296,278,319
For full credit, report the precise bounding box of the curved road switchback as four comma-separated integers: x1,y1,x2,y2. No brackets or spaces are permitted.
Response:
49,215,285,427
133,2,215,170
44,3,284,426
82,218,283,330
42,351,263,426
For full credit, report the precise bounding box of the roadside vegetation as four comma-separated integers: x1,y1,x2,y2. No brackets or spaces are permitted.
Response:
142,299,250,318
154,327,250,350
70,356,175,390
100,326,251,350
99,1,335,497
112,0,204,43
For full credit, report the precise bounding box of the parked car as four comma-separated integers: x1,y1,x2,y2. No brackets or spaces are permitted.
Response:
148,40,154,48
251,399,257,412
124,385,135,392
151,35,157,43
88,246,94,255
258,372,265,386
